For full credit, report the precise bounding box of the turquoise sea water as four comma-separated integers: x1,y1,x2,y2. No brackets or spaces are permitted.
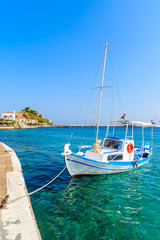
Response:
0,127,160,240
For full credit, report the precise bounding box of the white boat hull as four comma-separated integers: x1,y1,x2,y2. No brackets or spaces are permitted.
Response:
65,154,152,177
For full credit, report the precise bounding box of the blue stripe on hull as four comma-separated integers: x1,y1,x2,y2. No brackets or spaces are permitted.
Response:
67,158,131,171
71,153,152,166
66,155,151,172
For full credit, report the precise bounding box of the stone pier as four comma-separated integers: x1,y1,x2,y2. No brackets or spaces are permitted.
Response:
0,142,42,240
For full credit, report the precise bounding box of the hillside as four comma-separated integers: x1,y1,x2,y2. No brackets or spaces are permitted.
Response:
16,107,53,125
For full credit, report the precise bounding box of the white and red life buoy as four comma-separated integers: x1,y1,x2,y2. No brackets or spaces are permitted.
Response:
127,143,134,153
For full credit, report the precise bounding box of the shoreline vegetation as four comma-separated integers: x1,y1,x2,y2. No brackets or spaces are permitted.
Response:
0,107,54,129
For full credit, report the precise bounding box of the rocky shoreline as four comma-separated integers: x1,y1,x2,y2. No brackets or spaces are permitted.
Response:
0,125,51,130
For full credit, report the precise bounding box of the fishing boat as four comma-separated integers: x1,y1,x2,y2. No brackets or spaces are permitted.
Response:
62,43,153,177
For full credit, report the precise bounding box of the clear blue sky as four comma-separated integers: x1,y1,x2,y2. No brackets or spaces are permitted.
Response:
0,0,160,124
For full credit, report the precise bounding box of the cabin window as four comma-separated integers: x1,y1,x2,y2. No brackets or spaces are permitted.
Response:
108,154,123,161
104,139,122,150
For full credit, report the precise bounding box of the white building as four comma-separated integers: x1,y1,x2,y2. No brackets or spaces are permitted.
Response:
26,119,38,124
1,112,15,121
17,116,26,122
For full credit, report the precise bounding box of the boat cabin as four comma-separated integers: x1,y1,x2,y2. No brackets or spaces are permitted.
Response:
101,137,134,161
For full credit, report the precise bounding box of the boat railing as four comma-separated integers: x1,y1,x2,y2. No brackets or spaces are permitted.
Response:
77,145,93,149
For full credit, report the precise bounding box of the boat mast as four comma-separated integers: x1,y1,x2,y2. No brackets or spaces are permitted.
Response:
96,42,108,140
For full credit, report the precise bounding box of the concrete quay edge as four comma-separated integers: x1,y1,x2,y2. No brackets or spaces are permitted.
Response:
0,142,42,240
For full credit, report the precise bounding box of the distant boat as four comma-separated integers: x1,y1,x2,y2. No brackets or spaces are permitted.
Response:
62,43,153,177
57,125,71,128
151,119,155,125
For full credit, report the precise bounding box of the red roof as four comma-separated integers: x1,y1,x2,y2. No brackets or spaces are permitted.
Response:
0,120,10,123
27,119,37,121
2,112,15,114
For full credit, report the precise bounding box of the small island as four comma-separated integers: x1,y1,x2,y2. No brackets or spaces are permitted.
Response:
0,107,54,129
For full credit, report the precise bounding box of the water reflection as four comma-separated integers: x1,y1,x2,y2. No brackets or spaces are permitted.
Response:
45,172,147,240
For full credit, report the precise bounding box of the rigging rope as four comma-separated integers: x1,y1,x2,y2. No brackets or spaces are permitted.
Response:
108,48,124,114
68,47,104,144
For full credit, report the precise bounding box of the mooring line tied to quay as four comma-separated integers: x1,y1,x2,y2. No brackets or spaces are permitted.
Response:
0,165,68,209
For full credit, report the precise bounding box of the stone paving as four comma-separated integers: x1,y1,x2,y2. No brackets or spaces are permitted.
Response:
0,143,13,203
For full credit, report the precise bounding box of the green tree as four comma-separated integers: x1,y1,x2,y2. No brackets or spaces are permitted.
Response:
28,113,35,119
23,113,28,118
25,107,30,112
30,110,38,116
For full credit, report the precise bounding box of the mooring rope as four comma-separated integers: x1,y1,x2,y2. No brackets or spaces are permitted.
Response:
5,165,67,206
4,150,77,207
